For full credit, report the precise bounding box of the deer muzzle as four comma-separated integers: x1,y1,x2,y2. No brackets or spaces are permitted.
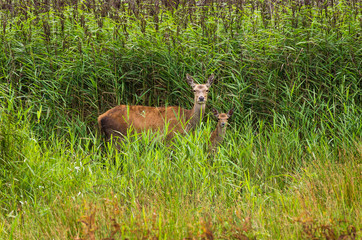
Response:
198,96,205,103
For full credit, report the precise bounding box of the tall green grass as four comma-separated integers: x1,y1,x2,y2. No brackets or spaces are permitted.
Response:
1,85,361,239
0,0,361,239
1,0,360,142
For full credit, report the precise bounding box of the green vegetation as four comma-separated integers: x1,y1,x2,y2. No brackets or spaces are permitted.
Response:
0,0,361,239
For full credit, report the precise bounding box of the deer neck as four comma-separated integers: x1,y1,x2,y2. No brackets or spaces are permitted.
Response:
210,124,225,149
186,103,205,131
217,124,227,139
215,124,226,142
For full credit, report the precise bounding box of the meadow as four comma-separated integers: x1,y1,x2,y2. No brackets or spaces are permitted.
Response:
0,0,361,239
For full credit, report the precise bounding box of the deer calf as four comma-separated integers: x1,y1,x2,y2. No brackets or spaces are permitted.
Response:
209,108,234,152
98,74,215,143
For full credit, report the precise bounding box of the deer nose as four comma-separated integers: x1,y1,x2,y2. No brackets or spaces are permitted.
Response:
221,122,226,127
198,96,205,102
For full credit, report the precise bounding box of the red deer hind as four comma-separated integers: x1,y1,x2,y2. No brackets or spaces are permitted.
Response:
98,74,215,143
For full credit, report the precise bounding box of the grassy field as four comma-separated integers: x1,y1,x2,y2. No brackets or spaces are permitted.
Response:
0,0,361,239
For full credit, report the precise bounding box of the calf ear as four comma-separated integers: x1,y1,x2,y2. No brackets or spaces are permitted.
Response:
227,108,234,117
212,108,219,117
206,74,215,87
186,74,195,88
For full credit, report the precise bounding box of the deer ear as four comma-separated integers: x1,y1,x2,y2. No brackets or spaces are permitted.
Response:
186,74,195,87
227,108,234,118
206,74,215,87
212,108,219,117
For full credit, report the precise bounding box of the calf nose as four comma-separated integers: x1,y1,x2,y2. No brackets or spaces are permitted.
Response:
199,96,205,102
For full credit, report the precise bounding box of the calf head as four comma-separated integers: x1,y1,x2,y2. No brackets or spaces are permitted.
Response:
212,108,234,128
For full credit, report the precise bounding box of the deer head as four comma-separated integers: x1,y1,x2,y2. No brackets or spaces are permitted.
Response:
186,74,215,105
212,108,234,128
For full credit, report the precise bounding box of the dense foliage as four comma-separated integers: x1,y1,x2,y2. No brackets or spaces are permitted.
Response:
0,0,361,239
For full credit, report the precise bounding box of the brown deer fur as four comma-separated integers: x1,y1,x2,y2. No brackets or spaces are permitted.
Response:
209,108,234,152
98,74,215,142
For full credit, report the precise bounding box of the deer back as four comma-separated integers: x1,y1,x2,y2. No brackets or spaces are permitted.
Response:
98,105,193,140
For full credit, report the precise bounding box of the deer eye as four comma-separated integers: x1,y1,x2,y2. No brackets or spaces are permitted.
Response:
206,90,209,92
193,90,196,92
